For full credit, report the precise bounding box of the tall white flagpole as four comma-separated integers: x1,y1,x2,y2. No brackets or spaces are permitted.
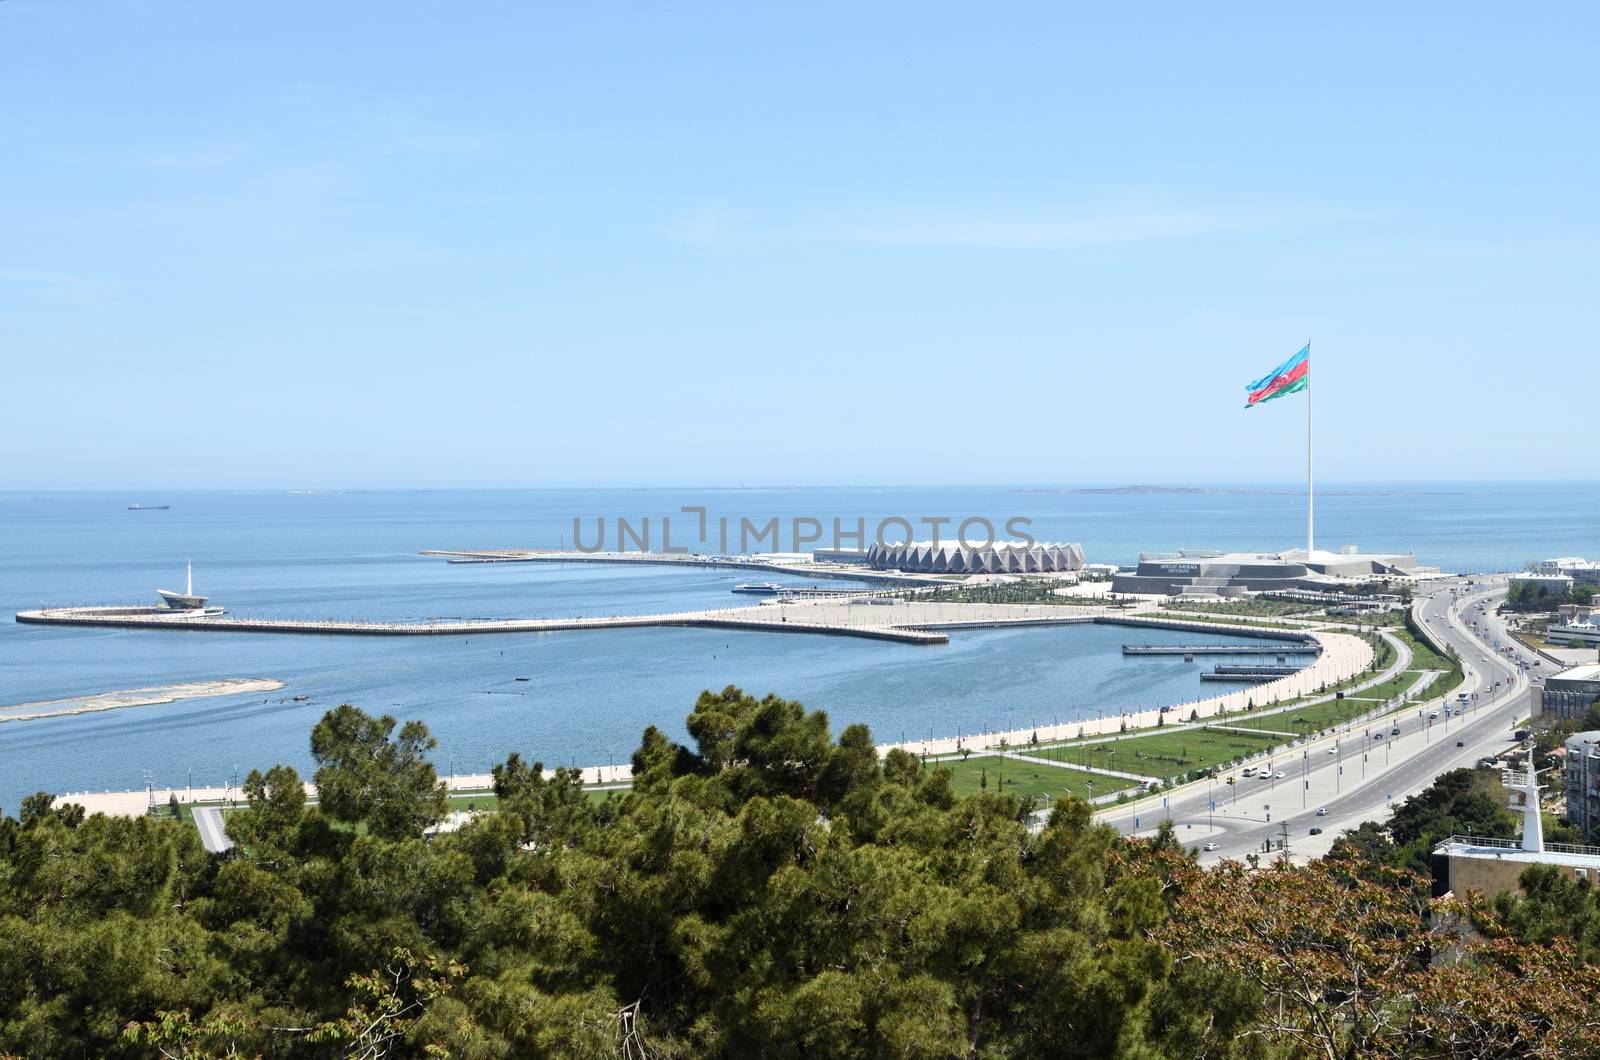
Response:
1306,339,1314,555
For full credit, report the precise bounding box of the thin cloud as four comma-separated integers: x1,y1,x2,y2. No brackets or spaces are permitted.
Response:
670,205,1268,249
797,209,1263,248
66,138,255,170
373,126,492,157
1421,238,1600,259
667,207,743,248
0,269,104,287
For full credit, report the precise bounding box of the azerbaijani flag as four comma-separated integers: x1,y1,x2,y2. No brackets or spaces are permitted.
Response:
1244,344,1309,408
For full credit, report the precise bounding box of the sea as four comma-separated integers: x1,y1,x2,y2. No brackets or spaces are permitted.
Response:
2,483,1595,810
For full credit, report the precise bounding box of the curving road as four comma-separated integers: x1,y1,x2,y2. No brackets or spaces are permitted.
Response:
1094,575,1535,863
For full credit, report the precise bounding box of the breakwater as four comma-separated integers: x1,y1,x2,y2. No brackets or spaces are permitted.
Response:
14,605,952,646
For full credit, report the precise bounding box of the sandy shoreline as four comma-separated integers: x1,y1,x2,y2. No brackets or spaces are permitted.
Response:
0,678,286,723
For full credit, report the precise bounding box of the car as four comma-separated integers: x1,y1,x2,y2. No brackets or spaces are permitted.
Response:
1327,748,1337,755
1202,841,1220,851
1456,740,1465,747
1309,827,1324,835
1374,732,1385,741
1273,771,1285,779
1316,807,1329,816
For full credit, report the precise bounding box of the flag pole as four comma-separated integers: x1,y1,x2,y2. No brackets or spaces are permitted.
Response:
1306,338,1313,555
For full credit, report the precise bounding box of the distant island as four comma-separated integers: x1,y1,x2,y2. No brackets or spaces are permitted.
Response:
1013,485,1465,496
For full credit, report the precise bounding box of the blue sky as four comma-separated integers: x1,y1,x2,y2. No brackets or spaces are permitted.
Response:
3,2,1596,488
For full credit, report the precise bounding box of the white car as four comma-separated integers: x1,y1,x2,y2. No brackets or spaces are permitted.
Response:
1327,748,1337,755
1274,771,1285,779
1202,841,1220,852
1316,807,1329,816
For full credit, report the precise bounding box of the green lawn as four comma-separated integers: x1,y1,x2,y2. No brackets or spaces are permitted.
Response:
913,581,1129,607
1160,599,1322,619
1137,611,1299,631
1319,610,1405,628
1031,727,1280,780
931,754,1136,801
585,786,631,806
1240,679,1433,735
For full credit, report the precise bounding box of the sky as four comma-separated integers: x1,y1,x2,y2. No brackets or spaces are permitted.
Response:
3,2,1596,489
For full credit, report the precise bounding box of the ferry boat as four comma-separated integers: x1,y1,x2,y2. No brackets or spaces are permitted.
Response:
128,503,170,511
731,582,786,595
157,561,209,610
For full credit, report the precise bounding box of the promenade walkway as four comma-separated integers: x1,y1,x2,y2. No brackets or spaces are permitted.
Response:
998,751,1151,783
194,806,231,854
55,615,1372,820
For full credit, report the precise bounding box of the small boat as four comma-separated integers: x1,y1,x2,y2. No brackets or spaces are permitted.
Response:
128,503,170,511
731,582,787,595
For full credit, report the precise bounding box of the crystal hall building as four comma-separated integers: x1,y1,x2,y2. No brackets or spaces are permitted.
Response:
863,540,1087,574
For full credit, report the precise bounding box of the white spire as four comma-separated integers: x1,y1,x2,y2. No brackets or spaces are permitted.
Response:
1521,747,1544,854
186,560,192,597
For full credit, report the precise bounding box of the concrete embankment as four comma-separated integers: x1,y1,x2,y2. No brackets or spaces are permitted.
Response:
53,615,1375,821
15,605,950,645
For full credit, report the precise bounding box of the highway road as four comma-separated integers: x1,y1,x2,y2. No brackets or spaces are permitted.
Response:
1096,575,1537,864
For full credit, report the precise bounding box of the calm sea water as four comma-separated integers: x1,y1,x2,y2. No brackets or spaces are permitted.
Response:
2,484,1595,809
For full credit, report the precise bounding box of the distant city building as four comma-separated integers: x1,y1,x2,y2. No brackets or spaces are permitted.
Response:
1110,547,1428,598
813,548,872,566
864,540,1086,575
1509,572,1574,600
747,552,814,566
1546,614,1600,648
1433,752,1600,896
1543,664,1600,721
1536,557,1600,585
1565,730,1600,844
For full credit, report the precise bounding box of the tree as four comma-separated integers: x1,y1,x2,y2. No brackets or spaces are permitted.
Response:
8,690,1600,1057
224,763,307,861
1330,767,1519,875
309,704,448,840
1159,856,1600,1058
1493,864,1600,964
1584,699,1600,733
